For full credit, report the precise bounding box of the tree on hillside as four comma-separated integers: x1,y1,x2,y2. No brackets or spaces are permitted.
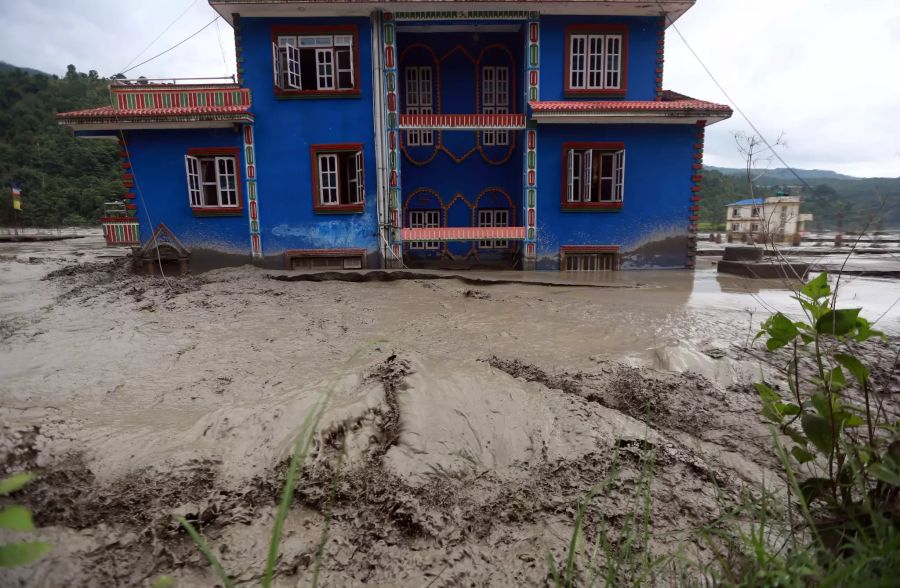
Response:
0,65,122,227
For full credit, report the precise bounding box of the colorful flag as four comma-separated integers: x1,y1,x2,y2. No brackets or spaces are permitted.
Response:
11,183,21,211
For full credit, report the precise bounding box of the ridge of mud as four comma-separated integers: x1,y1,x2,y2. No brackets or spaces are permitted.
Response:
484,355,725,434
268,270,637,288
1,353,767,586
42,258,203,305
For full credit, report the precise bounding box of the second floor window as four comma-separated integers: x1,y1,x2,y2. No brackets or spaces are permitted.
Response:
732,208,740,218
751,207,760,217
567,28,625,94
404,66,433,146
311,145,364,211
482,66,509,146
273,30,356,93
565,145,625,206
184,151,239,209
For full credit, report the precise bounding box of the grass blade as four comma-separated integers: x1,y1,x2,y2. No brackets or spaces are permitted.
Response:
176,516,233,588
263,400,326,588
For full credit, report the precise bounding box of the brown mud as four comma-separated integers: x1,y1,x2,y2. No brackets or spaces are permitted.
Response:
1,237,898,586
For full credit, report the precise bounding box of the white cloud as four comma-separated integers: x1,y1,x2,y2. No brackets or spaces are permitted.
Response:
666,0,900,177
0,0,233,80
1,0,898,176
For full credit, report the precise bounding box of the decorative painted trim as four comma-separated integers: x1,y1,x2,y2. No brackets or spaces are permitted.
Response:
271,24,361,98
101,218,141,245
560,245,621,271
655,15,665,100
383,13,402,257
398,43,519,166
233,13,244,86
687,120,706,268
523,14,540,267
399,113,525,129
113,86,250,110
394,10,537,21
402,186,520,260
563,24,629,98
115,136,139,223
309,143,365,214
403,226,526,242
559,141,624,211
240,125,262,258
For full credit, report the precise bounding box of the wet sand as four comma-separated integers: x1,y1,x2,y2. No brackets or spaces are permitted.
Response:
1,232,898,586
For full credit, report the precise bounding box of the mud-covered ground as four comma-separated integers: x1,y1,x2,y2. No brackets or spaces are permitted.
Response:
1,234,898,587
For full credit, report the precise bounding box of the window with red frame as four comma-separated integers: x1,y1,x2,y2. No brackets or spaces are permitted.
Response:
564,144,625,206
184,150,240,209
273,28,357,94
312,145,364,211
566,27,626,94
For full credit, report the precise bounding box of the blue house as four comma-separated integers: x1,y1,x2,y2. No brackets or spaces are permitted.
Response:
57,0,731,271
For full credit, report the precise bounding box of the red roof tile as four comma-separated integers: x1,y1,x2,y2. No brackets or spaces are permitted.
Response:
529,90,731,115
56,105,252,121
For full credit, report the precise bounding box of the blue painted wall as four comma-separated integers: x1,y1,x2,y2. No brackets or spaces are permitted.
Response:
536,123,696,269
240,16,379,263
398,30,524,263
539,15,661,102
84,13,703,272
123,128,250,255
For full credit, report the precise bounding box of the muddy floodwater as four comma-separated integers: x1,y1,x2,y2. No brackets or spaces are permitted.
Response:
1,232,898,586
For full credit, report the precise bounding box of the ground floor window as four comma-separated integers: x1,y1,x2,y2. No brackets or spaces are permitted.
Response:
477,209,510,248
750,223,760,232
311,144,364,212
561,246,620,271
408,209,440,250
563,142,625,209
731,223,741,231
184,148,241,211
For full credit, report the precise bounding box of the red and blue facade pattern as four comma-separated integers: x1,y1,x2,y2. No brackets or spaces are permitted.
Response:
101,136,140,246
523,15,540,265
242,124,262,257
655,15,665,101
687,120,705,268
382,12,403,261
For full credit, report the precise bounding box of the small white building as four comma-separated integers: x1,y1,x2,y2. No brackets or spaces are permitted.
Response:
726,196,813,244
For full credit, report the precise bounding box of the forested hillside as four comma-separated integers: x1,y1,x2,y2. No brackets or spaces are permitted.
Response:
698,168,900,231
0,65,122,226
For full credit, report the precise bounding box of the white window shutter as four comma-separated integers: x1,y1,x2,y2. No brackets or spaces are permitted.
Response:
566,149,575,202
184,155,201,206
286,44,301,89
616,149,626,201
272,42,284,89
355,151,364,203
583,149,593,202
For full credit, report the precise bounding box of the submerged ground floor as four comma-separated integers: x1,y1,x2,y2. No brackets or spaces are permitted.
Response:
1,234,898,585
59,81,730,274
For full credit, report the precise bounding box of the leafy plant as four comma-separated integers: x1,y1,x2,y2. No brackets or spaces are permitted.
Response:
754,271,898,547
0,472,51,568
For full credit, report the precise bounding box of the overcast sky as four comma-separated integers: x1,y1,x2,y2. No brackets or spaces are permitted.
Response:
1,0,898,177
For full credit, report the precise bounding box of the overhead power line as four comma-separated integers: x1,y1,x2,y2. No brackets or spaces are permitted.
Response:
119,0,200,73
657,2,816,193
119,15,220,76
